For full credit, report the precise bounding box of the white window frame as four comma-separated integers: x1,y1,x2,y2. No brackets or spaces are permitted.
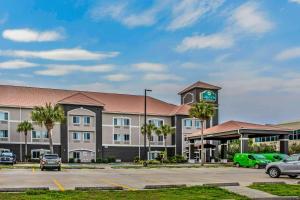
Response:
72,132,81,141
72,116,80,125
0,130,8,138
148,118,164,128
148,151,161,160
0,111,9,121
32,130,48,139
83,116,91,126
31,149,50,160
183,119,192,128
195,120,201,129
113,117,131,127
182,92,194,104
83,132,91,141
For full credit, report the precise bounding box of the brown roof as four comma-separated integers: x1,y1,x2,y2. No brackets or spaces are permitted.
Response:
189,120,291,139
169,104,191,116
0,85,188,116
178,81,221,95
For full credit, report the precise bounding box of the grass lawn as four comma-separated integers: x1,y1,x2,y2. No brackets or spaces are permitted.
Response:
249,183,300,196
0,186,248,200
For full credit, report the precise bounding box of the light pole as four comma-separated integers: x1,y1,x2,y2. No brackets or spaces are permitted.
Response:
144,89,152,160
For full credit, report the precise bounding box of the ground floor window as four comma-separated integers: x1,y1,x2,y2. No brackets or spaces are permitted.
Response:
73,151,80,159
31,149,50,159
148,151,161,160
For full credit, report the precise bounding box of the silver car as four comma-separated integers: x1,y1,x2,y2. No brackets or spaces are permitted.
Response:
40,154,61,171
266,154,300,178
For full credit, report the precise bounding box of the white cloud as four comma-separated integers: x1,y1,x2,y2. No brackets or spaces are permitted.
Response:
167,0,224,31
90,1,167,28
176,33,234,52
0,48,119,61
143,73,182,81
289,0,300,4
133,62,167,72
105,73,131,81
2,28,64,42
275,47,300,61
181,62,199,69
229,2,274,34
34,64,114,76
0,60,38,69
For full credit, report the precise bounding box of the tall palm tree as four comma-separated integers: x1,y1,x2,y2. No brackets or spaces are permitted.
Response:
17,121,34,162
189,100,215,166
31,103,65,154
141,123,156,160
155,124,175,160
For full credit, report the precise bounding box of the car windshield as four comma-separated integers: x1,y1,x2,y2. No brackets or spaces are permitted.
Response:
285,155,300,162
253,154,266,160
44,155,59,159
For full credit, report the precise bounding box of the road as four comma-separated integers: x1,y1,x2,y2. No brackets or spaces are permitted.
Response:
0,167,298,191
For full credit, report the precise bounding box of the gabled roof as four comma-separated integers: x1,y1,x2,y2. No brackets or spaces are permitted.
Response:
169,104,191,116
178,81,221,95
189,120,292,139
58,92,105,107
0,85,183,116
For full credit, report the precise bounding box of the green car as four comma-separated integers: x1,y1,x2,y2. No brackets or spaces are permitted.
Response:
233,153,271,169
262,153,288,162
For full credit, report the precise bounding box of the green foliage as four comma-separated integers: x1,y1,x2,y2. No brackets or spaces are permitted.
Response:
249,183,300,196
250,143,277,153
189,100,215,121
227,140,240,161
91,159,95,163
17,120,34,134
133,156,140,163
169,155,187,163
289,142,300,154
141,123,156,139
107,157,116,163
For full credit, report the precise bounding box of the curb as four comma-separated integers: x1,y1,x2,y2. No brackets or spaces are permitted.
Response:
253,197,300,200
203,182,240,187
252,182,286,185
0,187,49,192
75,186,123,191
144,184,186,189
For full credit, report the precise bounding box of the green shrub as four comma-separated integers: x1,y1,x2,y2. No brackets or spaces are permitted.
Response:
107,157,116,163
68,158,74,163
91,159,95,163
76,158,81,163
289,142,300,154
147,160,160,164
133,156,140,163
96,158,102,163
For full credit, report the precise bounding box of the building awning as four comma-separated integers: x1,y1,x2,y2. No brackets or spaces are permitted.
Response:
189,120,292,140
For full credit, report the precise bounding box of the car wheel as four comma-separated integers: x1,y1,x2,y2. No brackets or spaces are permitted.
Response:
268,167,280,178
288,175,298,179
254,164,260,169
235,163,240,168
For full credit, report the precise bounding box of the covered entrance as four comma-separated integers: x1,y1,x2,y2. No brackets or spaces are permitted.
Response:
188,120,292,162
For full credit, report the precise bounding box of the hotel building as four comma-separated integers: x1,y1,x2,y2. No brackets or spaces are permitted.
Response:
0,81,221,162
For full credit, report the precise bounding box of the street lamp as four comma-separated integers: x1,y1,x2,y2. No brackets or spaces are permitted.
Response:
144,89,152,160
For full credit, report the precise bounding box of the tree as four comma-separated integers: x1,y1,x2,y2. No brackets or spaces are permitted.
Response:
141,123,156,160
189,100,215,166
17,121,34,162
155,124,175,160
31,103,65,154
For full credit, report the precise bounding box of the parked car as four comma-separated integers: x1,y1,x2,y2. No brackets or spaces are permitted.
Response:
234,153,271,169
40,154,61,171
263,153,288,162
266,154,300,178
0,152,16,165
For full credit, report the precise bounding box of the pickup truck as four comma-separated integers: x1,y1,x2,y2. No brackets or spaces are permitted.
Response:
0,152,16,165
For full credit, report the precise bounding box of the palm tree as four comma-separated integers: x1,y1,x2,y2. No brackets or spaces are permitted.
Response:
189,100,215,166
155,124,175,161
141,123,156,160
31,103,65,154
17,121,34,162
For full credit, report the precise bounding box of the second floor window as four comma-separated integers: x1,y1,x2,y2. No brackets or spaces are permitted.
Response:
114,134,122,141
32,131,48,139
113,118,130,126
124,134,130,141
83,132,91,141
73,132,80,140
158,135,164,142
184,119,192,128
72,116,80,125
0,130,8,138
0,112,8,121
83,116,91,125
149,119,163,128
195,120,201,129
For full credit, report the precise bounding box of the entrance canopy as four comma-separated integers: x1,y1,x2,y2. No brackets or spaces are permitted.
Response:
189,120,292,141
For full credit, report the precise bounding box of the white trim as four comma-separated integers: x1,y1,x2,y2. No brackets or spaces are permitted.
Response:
0,109,10,143
182,92,194,104
0,141,61,145
102,143,175,147
279,139,289,141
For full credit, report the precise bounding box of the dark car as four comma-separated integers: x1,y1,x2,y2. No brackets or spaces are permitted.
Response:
40,154,61,171
0,152,16,165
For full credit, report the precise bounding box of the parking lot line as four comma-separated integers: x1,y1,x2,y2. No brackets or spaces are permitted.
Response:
32,168,35,173
52,178,65,192
101,178,136,191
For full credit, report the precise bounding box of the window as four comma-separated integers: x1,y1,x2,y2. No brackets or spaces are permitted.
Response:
72,132,81,140
83,132,91,141
72,116,80,125
0,130,8,138
83,116,90,125
150,135,154,142
149,119,163,128
114,134,122,142
31,149,50,159
158,135,164,142
184,119,192,128
124,134,130,141
113,118,130,126
0,111,8,121
73,152,80,159
32,131,48,139
195,120,201,129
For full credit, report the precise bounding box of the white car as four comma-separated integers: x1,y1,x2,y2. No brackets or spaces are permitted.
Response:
266,154,300,178
40,154,61,171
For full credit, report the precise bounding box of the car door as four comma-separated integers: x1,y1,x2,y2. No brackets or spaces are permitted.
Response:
281,155,299,173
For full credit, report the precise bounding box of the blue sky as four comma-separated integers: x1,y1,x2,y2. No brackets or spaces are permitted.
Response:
1,0,300,124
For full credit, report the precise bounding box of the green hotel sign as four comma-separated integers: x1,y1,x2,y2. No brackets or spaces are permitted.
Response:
201,90,217,102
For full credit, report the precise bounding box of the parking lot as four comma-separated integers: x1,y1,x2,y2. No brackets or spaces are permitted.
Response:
0,167,299,191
